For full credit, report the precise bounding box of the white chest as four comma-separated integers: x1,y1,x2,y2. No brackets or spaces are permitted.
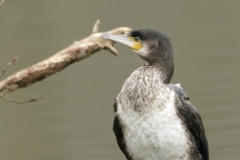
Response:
116,67,191,160
117,93,190,160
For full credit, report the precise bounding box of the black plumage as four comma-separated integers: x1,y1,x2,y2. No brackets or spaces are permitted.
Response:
171,84,209,160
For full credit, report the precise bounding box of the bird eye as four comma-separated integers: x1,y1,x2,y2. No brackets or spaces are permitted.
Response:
134,37,140,42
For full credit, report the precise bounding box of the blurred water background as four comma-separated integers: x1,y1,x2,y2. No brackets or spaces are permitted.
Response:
0,1,239,160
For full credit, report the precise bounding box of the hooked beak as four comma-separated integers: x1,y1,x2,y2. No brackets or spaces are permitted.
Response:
101,33,142,51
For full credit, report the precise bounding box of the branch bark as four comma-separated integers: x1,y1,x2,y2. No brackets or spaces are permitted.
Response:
0,20,131,96
0,0,4,8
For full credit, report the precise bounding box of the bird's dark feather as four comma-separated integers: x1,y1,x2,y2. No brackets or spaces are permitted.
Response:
113,113,133,160
170,85,209,160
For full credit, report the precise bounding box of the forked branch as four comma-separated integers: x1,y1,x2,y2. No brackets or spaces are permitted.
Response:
0,20,131,98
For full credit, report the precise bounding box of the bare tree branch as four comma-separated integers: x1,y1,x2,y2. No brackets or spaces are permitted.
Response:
0,0,4,8
0,57,18,79
0,20,131,97
0,93,42,104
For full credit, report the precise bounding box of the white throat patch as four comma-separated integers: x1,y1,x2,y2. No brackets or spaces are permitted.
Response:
134,44,150,57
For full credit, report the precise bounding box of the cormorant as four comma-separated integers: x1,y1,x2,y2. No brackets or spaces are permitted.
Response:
101,28,209,160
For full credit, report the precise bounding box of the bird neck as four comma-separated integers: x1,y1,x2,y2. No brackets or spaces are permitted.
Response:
149,61,174,84
139,44,174,84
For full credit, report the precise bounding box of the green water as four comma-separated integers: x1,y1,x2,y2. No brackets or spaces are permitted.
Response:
0,1,239,160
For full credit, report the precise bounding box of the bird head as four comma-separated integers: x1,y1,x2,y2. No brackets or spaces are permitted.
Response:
102,28,174,83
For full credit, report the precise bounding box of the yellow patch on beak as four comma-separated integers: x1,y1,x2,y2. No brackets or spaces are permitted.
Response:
128,36,143,51
132,42,143,51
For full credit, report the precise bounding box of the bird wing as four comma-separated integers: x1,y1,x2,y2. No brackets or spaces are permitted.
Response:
113,116,133,160
113,100,133,160
171,84,209,160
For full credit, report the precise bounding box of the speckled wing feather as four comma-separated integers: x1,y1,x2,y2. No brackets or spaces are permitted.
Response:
172,85,209,160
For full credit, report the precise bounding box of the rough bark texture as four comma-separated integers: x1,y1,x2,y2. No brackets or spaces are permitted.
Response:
0,20,131,96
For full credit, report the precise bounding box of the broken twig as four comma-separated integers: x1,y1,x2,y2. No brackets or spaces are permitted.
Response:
0,93,42,104
0,20,131,97
0,57,18,79
0,0,4,8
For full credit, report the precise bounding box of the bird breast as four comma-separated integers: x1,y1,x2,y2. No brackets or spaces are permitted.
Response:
118,65,169,112
116,66,191,160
